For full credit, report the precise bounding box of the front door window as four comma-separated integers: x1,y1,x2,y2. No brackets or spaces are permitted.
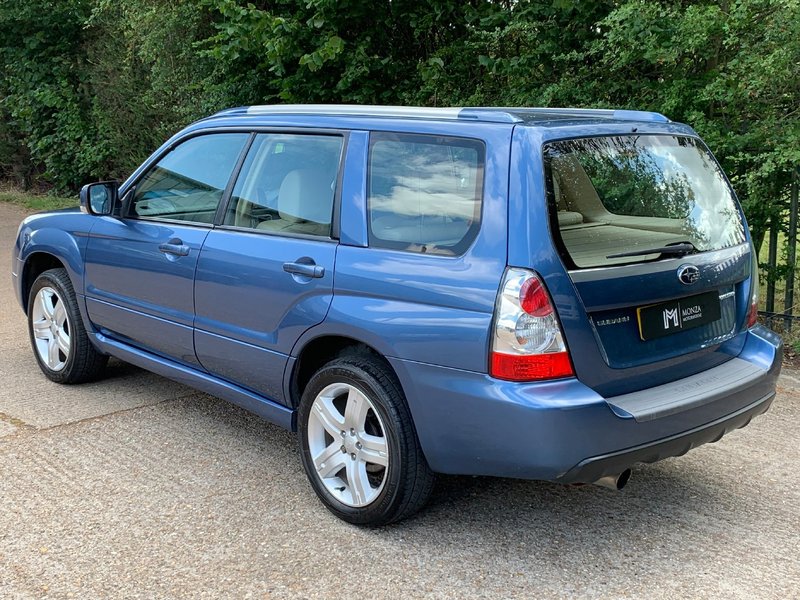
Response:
131,133,249,224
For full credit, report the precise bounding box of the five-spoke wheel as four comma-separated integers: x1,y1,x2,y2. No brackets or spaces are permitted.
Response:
27,268,108,384
307,382,389,507
30,286,71,371
298,355,435,526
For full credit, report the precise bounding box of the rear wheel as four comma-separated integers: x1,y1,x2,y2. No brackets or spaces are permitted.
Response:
27,268,108,384
298,356,434,526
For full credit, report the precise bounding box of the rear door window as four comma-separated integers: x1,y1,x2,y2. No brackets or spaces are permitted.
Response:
544,135,746,268
368,133,484,256
223,133,344,237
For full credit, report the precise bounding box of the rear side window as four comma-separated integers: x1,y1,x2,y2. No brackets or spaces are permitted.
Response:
368,133,484,256
224,133,343,237
544,135,746,269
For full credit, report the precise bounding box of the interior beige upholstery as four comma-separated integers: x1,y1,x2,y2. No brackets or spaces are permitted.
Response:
257,168,333,237
557,211,583,226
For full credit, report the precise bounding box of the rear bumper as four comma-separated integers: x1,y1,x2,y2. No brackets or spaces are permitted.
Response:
555,389,774,484
390,325,782,482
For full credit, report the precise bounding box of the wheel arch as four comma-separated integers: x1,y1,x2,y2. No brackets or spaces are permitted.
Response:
286,331,402,410
18,224,88,313
20,252,70,313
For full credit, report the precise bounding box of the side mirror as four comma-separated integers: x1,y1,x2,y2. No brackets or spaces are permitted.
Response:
80,181,118,216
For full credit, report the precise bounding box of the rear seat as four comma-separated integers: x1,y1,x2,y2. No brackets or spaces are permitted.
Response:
371,215,470,246
553,173,585,228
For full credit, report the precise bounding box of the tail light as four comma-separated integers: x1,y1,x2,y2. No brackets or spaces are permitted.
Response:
490,268,574,381
746,250,759,328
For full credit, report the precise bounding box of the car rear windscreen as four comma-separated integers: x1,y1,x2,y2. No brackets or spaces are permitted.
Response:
544,135,746,268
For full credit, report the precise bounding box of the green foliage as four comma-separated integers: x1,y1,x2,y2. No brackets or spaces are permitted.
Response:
198,0,494,105
0,0,797,276
85,0,221,178
0,0,100,191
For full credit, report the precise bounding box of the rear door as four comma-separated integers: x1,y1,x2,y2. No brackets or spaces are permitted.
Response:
516,129,753,396
84,133,250,367
192,131,344,403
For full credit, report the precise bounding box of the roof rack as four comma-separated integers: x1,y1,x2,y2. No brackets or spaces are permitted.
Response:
208,104,669,124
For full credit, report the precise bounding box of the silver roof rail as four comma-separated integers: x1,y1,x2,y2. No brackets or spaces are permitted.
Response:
240,104,521,123
208,104,669,124
470,106,670,123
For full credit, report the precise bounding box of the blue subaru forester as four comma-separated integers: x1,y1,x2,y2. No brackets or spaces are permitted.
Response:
12,105,782,525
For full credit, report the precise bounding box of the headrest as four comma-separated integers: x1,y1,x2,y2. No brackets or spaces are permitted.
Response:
277,169,334,224
557,211,583,226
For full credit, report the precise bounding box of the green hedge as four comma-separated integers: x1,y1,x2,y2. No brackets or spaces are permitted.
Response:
1,0,798,261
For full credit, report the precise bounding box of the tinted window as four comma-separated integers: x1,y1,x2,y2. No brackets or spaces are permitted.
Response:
224,133,343,237
131,133,249,223
545,135,746,268
368,133,484,255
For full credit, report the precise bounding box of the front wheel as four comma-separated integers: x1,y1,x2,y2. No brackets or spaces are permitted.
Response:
27,268,108,384
298,356,434,526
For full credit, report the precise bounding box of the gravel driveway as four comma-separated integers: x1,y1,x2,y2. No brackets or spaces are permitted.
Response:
1,202,798,599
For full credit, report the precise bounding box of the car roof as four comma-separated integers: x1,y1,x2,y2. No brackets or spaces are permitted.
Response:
201,104,671,127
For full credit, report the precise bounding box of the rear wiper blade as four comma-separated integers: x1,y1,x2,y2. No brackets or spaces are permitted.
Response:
607,242,697,260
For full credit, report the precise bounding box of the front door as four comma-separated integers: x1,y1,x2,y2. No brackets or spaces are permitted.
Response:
193,132,344,403
84,132,250,367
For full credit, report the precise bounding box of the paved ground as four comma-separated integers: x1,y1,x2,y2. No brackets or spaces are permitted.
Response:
1,201,799,599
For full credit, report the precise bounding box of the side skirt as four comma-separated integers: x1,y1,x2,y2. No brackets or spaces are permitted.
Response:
92,332,295,430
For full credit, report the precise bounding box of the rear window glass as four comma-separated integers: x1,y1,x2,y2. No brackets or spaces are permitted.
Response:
544,135,746,268
368,133,484,256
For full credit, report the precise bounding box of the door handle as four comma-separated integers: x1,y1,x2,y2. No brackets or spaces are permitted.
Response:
283,261,325,278
158,239,190,257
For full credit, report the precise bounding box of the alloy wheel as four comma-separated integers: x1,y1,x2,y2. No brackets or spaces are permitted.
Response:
307,382,389,507
30,286,71,371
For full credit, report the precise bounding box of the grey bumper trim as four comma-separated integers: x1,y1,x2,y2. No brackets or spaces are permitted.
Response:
606,357,766,422
556,390,775,484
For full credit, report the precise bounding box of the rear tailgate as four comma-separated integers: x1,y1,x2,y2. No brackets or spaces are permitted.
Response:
513,125,755,397
571,244,749,367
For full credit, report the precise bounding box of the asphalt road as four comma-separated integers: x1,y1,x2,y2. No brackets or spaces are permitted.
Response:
1,202,798,599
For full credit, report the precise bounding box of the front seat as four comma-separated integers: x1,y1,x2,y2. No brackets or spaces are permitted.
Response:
257,168,334,237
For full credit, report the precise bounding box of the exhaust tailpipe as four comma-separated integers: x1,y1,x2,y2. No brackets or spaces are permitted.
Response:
592,468,632,491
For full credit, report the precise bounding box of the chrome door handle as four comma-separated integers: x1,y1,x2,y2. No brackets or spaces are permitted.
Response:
283,261,325,278
158,240,190,257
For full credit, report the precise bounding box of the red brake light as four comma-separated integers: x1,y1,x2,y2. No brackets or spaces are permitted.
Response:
490,268,574,382
746,249,759,328
746,297,758,328
519,277,553,317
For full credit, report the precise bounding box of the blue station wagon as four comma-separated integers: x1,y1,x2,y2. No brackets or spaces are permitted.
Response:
12,105,782,525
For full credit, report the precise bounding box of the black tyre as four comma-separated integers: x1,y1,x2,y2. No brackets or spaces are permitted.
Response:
27,268,108,384
298,355,435,526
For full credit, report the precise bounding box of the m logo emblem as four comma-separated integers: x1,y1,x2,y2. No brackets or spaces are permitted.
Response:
677,264,700,285
663,307,680,329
